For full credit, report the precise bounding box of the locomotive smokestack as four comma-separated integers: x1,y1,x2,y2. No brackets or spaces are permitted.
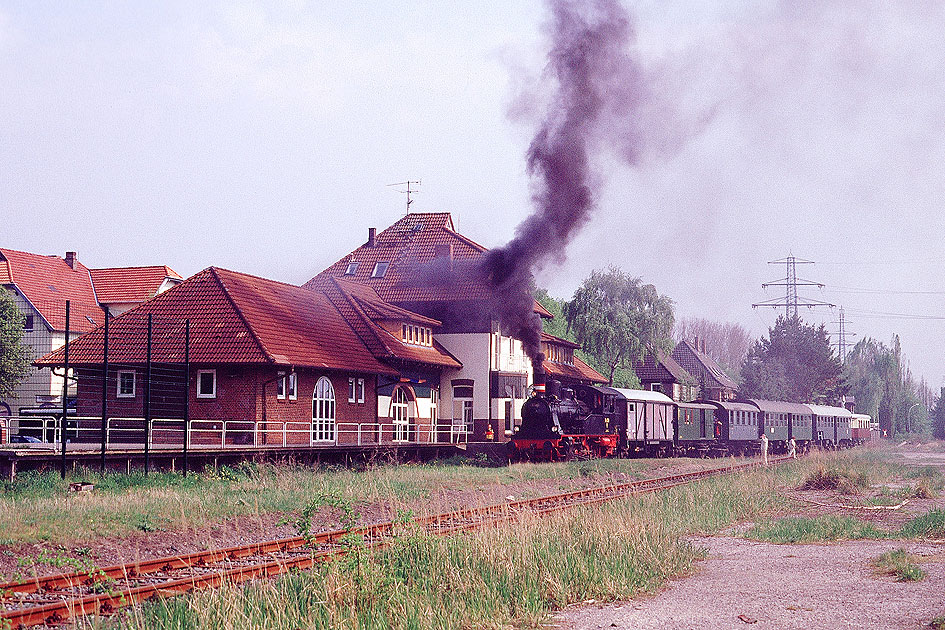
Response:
533,353,547,396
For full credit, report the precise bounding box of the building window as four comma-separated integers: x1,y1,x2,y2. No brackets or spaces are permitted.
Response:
277,372,286,400
287,373,297,400
348,377,365,403
344,261,359,275
23,315,34,331
117,370,135,398
313,376,336,442
401,324,432,346
650,383,662,393
196,370,216,398
391,386,411,442
371,261,389,278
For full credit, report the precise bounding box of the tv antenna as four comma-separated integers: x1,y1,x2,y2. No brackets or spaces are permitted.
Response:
387,180,421,215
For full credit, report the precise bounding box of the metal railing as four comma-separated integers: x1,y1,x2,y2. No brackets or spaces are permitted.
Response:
0,415,471,449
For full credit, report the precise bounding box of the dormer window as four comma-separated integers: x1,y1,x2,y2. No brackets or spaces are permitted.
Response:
371,262,389,278
401,323,432,347
344,262,359,276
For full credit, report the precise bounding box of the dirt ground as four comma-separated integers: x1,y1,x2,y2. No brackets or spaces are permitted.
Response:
554,445,945,630
0,457,719,580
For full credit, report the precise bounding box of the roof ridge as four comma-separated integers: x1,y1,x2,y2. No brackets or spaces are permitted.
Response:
208,267,276,364
330,278,395,358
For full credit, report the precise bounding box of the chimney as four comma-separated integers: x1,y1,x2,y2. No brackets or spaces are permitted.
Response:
701,338,706,354
65,251,77,270
367,227,376,247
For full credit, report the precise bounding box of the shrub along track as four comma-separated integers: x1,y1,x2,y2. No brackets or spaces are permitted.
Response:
0,456,791,628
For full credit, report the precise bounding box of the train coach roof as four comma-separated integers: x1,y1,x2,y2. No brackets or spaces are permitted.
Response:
600,387,674,404
805,403,854,417
704,400,758,412
747,399,813,415
676,401,716,410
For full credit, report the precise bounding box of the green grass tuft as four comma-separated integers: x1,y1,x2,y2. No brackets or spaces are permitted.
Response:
872,548,926,582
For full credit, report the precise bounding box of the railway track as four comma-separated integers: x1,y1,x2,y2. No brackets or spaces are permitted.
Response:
0,456,791,628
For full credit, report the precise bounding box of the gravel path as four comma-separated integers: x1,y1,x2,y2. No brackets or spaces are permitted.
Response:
554,536,945,630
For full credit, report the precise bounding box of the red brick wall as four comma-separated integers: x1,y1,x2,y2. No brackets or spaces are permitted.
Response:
75,365,389,447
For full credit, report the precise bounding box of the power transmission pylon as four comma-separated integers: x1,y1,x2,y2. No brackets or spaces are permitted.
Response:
834,307,857,364
752,255,834,318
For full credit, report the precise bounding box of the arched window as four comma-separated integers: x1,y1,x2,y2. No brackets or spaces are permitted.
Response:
391,386,411,442
312,376,336,443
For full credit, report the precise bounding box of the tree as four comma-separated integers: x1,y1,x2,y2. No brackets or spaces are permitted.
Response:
932,389,945,440
740,315,842,404
562,267,674,386
674,317,752,381
845,336,930,437
0,289,31,400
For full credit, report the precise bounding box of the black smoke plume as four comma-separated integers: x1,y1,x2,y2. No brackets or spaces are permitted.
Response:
482,0,641,361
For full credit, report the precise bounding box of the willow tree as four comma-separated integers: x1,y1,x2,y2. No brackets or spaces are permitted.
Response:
562,267,674,386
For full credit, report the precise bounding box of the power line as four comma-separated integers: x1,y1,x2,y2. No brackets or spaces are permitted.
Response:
752,256,834,318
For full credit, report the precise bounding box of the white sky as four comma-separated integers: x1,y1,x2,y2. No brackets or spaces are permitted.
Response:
2,1,943,386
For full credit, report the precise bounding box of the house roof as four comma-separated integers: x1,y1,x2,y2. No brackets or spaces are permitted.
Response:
325,278,462,370
0,248,101,333
37,267,397,375
540,331,581,349
543,355,607,384
305,212,552,318
634,349,694,384
672,340,738,390
90,266,182,305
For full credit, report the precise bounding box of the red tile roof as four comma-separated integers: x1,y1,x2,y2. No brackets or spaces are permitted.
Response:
90,266,182,304
305,212,552,318
325,279,462,369
543,355,608,384
0,248,102,332
540,331,580,349
37,267,397,375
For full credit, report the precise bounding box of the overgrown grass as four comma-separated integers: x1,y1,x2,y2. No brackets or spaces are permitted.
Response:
799,464,871,494
746,515,889,543
872,548,926,582
0,457,688,546
82,466,784,630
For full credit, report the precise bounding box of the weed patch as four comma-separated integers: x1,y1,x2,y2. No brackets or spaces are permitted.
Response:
872,548,925,582
900,510,945,539
799,465,870,494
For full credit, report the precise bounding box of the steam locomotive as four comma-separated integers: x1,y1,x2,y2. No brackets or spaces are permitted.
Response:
508,370,620,461
508,367,873,462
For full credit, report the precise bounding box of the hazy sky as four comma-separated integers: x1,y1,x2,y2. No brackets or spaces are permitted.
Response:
2,1,943,386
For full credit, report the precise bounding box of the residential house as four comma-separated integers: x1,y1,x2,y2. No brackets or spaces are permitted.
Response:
633,349,699,402
0,249,181,417
671,339,739,401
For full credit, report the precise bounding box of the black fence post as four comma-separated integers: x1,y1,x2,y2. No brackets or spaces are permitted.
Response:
183,319,190,477
60,300,70,480
99,307,109,475
144,313,152,475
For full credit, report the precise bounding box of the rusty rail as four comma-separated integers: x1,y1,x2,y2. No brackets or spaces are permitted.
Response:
1,456,790,627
